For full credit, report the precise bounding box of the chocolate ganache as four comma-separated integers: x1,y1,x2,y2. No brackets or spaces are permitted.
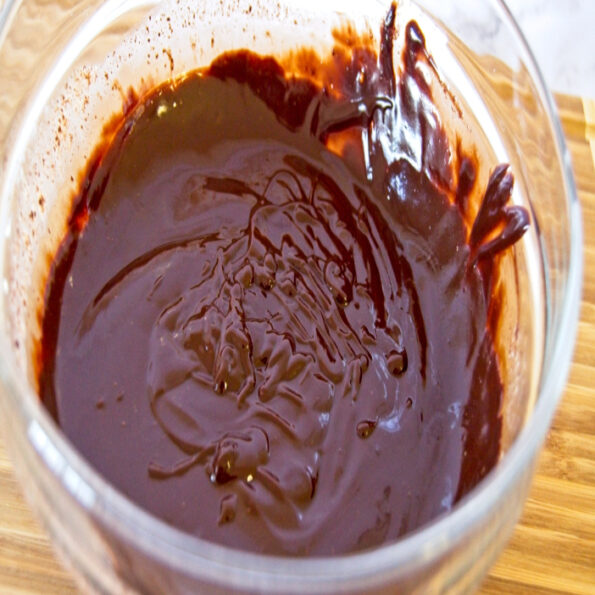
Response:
38,6,529,555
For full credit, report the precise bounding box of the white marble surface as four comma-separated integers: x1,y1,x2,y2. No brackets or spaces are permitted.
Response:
505,0,595,98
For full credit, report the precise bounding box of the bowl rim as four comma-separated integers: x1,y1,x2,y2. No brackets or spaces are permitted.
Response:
0,0,583,590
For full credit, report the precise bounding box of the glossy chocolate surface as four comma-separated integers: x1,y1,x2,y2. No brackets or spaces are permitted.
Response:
39,7,528,555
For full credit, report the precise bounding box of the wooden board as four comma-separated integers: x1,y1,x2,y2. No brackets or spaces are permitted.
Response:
480,95,595,595
1,95,594,594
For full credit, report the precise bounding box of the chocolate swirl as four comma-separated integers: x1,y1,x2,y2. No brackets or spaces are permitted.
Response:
38,5,528,554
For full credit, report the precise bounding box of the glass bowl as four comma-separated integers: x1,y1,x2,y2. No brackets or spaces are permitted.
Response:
0,0,582,592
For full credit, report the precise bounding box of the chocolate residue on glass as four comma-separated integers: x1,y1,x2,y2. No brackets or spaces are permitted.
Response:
38,5,529,555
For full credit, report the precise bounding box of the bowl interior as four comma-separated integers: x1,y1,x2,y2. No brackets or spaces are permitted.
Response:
0,0,579,592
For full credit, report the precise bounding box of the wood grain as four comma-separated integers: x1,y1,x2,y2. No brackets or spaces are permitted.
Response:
480,95,595,595
1,95,594,594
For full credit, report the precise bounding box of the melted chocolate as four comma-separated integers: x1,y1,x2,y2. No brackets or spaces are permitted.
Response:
38,6,529,555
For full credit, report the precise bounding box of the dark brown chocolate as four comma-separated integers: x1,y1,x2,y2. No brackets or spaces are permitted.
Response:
38,6,528,555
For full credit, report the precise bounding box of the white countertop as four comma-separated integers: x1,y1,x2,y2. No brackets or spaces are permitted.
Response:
506,0,595,98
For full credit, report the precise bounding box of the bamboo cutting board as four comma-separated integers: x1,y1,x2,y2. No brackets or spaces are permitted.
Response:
0,94,594,594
